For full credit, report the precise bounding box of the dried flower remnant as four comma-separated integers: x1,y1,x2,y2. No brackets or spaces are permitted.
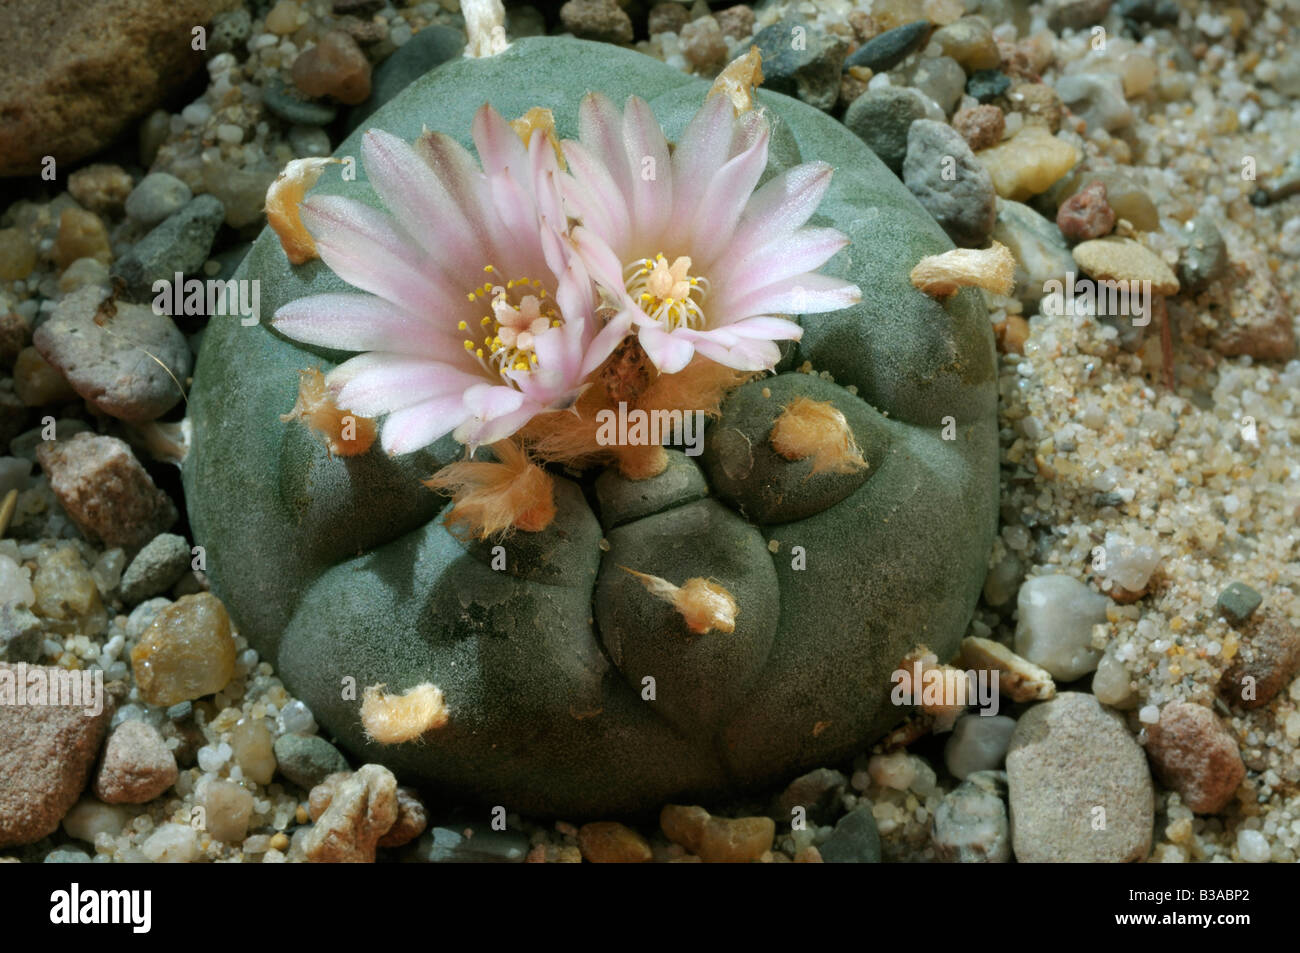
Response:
910,241,1016,298
279,367,377,457
360,683,450,744
424,440,556,539
562,92,861,375
621,567,738,635
272,105,617,455
770,397,868,475
265,157,340,265
708,45,765,115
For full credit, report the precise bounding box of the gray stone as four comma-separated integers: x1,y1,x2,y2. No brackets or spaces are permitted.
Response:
288,125,331,159
262,77,338,126
1216,582,1262,625
112,195,226,299
901,55,967,115
209,8,252,55
0,456,31,498
348,25,464,130
933,770,1009,862
818,805,881,863
843,86,931,174
1014,574,1109,681
124,172,192,227
120,533,192,605
43,847,92,863
1179,214,1228,293
903,119,996,247
273,733,350,790
0,604,42,663
965,69,1010,103
843,20,930,73
559,0,633,45
32,286,192,423
753,19,848,112
1047,0,1113,32
1006,692,1153,862
1055,72,1132,133
991,198,1075,304
773,767,847,826
944,713,1017,779
407,825,529,863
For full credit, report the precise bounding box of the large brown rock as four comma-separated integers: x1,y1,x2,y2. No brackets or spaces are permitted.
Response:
0,0,240,177
36,432,177,550
0,663,115,847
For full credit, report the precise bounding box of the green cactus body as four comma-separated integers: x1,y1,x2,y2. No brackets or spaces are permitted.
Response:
183,37,999,815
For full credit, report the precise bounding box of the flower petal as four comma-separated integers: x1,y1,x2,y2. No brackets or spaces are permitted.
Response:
669,92,737,227
637,323,695,374
729,161,835,262
273,293,456,356
380,395,473,454
299,195,451,317
720,271,862,319
330,353,483,417
621,96,673,246
688,125,770,270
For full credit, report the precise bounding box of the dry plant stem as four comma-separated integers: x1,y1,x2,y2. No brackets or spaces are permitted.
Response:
0,489,16,539
424,439,556,539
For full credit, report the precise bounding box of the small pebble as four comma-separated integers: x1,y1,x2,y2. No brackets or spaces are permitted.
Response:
130,593,237,707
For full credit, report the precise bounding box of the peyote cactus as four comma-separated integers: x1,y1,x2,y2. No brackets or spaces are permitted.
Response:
183,36,999,816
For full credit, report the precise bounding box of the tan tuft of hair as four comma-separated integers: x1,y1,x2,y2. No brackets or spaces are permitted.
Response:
622,567,738,635
265,157,338,265
910,241,1016,299
769,397,868,475
280,367,377,456
424,439,556,540
521,354,755,477
360,683,449,744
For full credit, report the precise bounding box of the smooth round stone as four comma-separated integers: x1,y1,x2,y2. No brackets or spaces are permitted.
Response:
1014,573,1108,681
1092,647,1137,709
130,592,237,707
272,733,349,790
843,86,933,173
944,713,1017,779
844,20,930,73
120,533,192,605
261,76,338,126
1006,693,1153,863
933,770,1010,862
124,172,192,226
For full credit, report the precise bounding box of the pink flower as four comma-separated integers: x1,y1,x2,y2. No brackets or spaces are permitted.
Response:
273,105,620,454
560,93,862,375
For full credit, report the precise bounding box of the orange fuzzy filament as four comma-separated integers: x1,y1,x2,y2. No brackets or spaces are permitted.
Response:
521,353,755,478
280,367,377,457
424,439,556,540
622,567,738,635
769,397,867,475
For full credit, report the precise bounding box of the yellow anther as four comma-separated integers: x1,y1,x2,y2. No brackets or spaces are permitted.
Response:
463,340,473,350
457,320,468,331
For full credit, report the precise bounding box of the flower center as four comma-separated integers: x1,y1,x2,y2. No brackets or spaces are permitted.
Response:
461,264,561,379
625,253,708,332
